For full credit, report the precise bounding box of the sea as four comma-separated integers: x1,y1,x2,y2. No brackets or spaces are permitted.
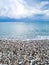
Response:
0,21,49,40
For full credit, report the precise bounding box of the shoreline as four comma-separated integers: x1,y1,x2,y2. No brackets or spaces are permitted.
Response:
0,35,49,41
0,37,49,41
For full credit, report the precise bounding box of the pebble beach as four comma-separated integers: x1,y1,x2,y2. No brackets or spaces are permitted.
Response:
0,39,49,65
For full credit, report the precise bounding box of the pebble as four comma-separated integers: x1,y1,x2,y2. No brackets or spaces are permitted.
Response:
0,40,49,65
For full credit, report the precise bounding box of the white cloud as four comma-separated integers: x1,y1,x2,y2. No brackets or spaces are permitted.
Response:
30,1,49,18
0,0,28,18
35,1,49,9
0,0,49,18
44,10,49,16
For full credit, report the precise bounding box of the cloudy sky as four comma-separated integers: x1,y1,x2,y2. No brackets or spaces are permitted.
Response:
0,0,49,20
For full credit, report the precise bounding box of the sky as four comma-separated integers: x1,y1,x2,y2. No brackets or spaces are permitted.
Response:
0,0,49,20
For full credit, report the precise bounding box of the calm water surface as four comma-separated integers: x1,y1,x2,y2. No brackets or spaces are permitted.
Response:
0,21,49,40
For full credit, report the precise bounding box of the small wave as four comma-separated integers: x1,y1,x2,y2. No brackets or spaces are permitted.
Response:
0,35,49,40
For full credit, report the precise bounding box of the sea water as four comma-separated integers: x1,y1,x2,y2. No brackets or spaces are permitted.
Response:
0,21,49,40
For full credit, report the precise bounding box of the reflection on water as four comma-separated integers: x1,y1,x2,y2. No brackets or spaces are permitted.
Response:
0,22,49,40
